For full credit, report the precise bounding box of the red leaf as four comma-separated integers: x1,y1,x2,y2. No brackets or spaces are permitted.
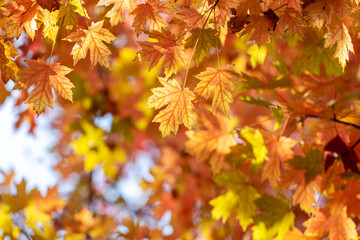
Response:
324,135,360,173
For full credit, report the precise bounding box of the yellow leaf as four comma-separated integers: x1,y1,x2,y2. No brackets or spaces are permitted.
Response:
64,21,117,68
97,0,137,26
324,22,354,69
0,204,20,239
194,64,238,116
41,9,59,42
71,121,125,178
0,37,19,84
147,77,195,137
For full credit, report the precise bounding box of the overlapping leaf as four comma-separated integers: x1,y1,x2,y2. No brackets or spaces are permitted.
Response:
184,28,221,64
147,78,195,137
194,64,238,116
138,29,185,77
131,0,172,36
304,208,357,240
18,59,73,114
58,0,89,30
0,38,19,84
185,108,236,172
64,21,117,68
97,0,137,26
210,171,259,230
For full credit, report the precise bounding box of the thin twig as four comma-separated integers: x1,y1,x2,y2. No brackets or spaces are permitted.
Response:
305,114,360,130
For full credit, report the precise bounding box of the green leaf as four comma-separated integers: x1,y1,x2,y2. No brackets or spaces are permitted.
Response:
184,28,220,64
304,45,344,77
287,149,323,183
237,74,290,92
253,194,289,227
271,106,283,130
252,194,294,240
225,144,254,168
238,96,272,108
211,171,260,230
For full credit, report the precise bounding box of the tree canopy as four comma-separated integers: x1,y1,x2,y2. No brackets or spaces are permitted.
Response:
1,0,360,239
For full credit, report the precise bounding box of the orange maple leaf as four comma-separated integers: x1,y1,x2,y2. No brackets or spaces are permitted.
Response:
304,0,331,29
276,8,304,36
194,64,238,116
283,0,303,13
329,179,360,217
243,15,274,46
138,29,185,77
64,21,117,68
324,21,354,69
97,0,137,26
18,59,73,115
262,135,297,188
304,207,357,240
131,0,172,36
185,108,236,173
147,77,195,137
1,0,40,39
235,0,262,19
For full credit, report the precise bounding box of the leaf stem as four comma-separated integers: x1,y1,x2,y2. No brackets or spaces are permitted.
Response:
48,8,66,65
183,36,199,88
175,5,213,42
213,3,220,69
182,3,215,88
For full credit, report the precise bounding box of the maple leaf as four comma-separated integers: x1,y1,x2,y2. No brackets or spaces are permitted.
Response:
276,8,304,36
262,135,297,188
329,179,360,217
239,127,268,174
147,77,195,137
1,0,40,39
97,0,137,26
138,29,185,77
58,0,89,30
304,0,331,29
283,0,303,12
324,22,354,69
36,0,60,11
40,8,59,42
304,207,358,240
288,149,324,183
194,64,238,115
243,15,274,46
324,135,360,173
18,59,73,114
2,179,38,212
131,0,172,36
185,108,236,172
252,194,295,240
0,38,19,84
210,171,260,230
292,177,320,214
235,0,262,19
71,121,125,178
184,28,221,64
174,8,206,29
64,21,117,68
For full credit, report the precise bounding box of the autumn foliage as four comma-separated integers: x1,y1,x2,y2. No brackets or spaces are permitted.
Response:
2,0,360,239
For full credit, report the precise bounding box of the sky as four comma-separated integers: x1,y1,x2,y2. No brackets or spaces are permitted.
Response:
0,92,59,193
